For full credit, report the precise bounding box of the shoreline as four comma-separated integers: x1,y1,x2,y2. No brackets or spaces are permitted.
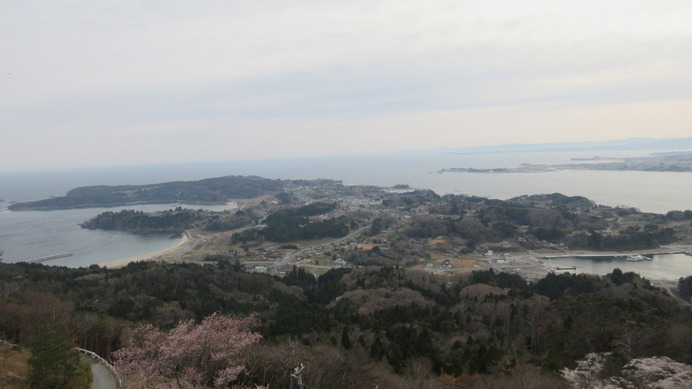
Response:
472,244,692,282
98,232,191,268
95,202,238,269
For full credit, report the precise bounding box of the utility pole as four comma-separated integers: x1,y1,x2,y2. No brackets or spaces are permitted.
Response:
291,363,378,389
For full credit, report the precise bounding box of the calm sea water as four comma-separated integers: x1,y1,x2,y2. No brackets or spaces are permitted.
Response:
1,150,691,275
0,202,231,268
543,254,691,281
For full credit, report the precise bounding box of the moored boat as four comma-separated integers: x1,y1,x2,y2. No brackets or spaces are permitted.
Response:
626,254,650,262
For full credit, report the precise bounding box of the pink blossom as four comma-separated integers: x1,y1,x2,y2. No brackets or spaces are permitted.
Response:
114,313,263,388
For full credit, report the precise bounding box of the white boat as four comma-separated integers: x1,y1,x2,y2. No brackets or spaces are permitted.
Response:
626,254,649,262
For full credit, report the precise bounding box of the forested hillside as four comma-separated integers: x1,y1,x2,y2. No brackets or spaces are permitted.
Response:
8,175,284,210
79,207,211,234
1,261,690,388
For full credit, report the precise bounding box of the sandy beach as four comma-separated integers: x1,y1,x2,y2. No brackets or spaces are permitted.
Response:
98,232,192,268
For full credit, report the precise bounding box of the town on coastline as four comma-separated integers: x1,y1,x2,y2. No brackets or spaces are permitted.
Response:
13,175,692,286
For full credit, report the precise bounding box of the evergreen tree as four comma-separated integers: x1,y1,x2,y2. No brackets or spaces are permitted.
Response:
341,328,352,350
28,324,80,388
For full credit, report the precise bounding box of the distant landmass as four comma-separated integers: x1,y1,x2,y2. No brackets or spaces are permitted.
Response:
8,175,285,210
432,137,692,155
440,151,692,174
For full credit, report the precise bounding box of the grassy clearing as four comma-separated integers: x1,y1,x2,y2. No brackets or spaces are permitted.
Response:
0,342,30,389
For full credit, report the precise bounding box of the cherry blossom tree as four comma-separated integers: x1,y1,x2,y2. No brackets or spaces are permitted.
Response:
113,313,266,388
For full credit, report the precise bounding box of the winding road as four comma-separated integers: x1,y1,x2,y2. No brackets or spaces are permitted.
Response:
271,224,372,271
79,355,118,389
657,281,692,308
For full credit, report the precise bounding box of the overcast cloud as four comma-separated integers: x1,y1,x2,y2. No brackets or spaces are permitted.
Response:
2,0,691,170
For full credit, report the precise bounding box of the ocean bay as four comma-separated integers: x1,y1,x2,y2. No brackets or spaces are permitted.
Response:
0,202,232,268
543,253,692,281
1,150,691,273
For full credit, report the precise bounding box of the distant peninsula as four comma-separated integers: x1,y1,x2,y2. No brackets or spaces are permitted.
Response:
439,151,692,174
8,175,288,210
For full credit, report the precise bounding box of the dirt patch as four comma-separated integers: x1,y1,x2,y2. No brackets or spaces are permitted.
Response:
459,284,507,298
0,342,30,389
429,256,479,268
231,195,275,208
452,257,477,268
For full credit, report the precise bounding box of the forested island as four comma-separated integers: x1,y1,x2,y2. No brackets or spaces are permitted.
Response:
7,175,290,210
2,176,692,388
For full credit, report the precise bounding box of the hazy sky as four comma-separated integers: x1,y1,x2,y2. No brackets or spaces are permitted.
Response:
2,0,691,171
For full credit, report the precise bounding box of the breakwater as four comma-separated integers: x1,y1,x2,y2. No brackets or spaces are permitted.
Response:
24,252,74,263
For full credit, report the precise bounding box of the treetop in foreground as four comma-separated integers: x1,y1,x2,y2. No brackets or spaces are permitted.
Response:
113,312,264,389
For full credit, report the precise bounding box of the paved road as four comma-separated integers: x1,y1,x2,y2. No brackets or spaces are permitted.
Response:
80,355,117,389
271,224,371,271
657,281,692,308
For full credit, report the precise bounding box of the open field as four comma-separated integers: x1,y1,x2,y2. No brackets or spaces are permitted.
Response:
0,341,29,389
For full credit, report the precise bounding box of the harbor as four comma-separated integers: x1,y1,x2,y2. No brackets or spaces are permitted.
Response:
538,250,692,280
